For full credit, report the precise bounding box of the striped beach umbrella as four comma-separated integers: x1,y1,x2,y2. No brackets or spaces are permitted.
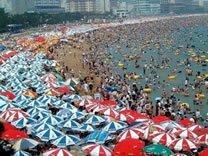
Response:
98,108,119,118
52,135,81,148
12,138,39,150
57,109,73,118
102,121,128,133
77,124,97,132
168,138,197,151
41,115,62,125
174,129,197,139
69,111,87,120
59,119,81,129
27,106,48,115
195,134,208,145
43,148,74,156
148,132,176,146
12,117,36,129
84,115,106,126
32,122,56,132
117,128,144,142
13,150,32,156
83,144,112,156
57,103,77,112
31,111,51,120
36,128,63,142
0,103,19,112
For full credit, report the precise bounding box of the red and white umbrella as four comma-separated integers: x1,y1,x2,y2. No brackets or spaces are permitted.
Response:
135,118,154,125
195,134,208,145
45,81,59,88
169,138,197,151
43,148,73,156
117,128,144,142
175,129,197,139
167,127,185,135
85,103,99,112
188,124,202,131
99,108,119,118
140,124,165,139
79,99,93,106
0,108,30,122
82,144,112,156
115,113,135,124
149,132,176,146
41,73,57,82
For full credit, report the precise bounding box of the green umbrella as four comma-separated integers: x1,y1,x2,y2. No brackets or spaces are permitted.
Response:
143,144,173,156
55,74,63,81
66,85,75,91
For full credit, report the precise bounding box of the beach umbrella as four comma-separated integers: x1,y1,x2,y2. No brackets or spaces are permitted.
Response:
199,148,208,156
57,86,74,94
120,110,149,119
0,103,19,111
27,106,48,115
57,109,73,118
77,124,96,132
195,134,208,145
79,99,93,106
0,91,16,100
59,119,81,129
116,128,144,142
12,150,32,156
22,91,38,98
11,117,36,129
36,128,63,141
70,111,86,120
84,115,106,126
83,144,112,156
115,113,135,124
0,108,30,122
1,121,16,131
41,73,57,82
98,108,119,118
13,95,31,102
148,132,176,146
168,138,197,151
85,103,100,112
188,124,202,131
32,122,56,132
65,78,79,86
160,121,183,130
36,95,52,103
67,94,82,101
31,111,51,120
43,148,74,156
113,138,145,156
170,154,187,156
168,127,185,135
178,119,194,127
84,130,111,144
45,81,59,88
41,115,62,125
12,138,39,151
52,135,81,147
140,124,165,139
28,100,45,107
57,103,77,112
143,144,173,156
100,100,117,107
102,121,128,133
152,116,171,123
174,129,197,139
0,129,29,140
45,90,60,96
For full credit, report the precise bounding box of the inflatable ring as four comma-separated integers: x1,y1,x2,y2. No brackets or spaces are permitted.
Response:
199,94,206,99
191,54,196,57
118,63,124,67
200,55,206,59
168,76,176,80
205,74,208,78
197,76,203,80
205,59,208,63
174,52,179,56
105,58,109,62
133,75,140,80
143,88,152,93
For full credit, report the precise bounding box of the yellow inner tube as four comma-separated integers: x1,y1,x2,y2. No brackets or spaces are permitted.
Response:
133,75,140,80
197,76,203,80
199,94,206,99
205,59,208,63
168,76,176,80
118,63,124,67
205,74,208,78
143,88,152,93
179,103,189,108
201,55,206,59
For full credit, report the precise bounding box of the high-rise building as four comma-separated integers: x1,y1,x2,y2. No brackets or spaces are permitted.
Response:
95,0,110,13
66,0,96,13
34,0,64,13
0,0,34,14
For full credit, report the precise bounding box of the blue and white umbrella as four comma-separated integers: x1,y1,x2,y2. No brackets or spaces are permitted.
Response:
52,135,81,148
59,119,81,129
84,115,106,126
57,103,77,112
0,85,7,92
69,112,87,120
12,117,37,129
27,106,48,115
31,111,51,120
102,121,128,133
32,122,56,132
36,128,63,142
12,150,32,156
41,115,62,125
57,109,73,118
0,103,19,111
16,99,31,108
31,81,44,88
36,87,49,94
12,138,39,150
77,124,96,132
160,120,183,130
37,95,56,104
12,90,24,96
84,130,111,144
28,100,44,107
0,95,9,101
66,94,82,101
13,95,31,102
